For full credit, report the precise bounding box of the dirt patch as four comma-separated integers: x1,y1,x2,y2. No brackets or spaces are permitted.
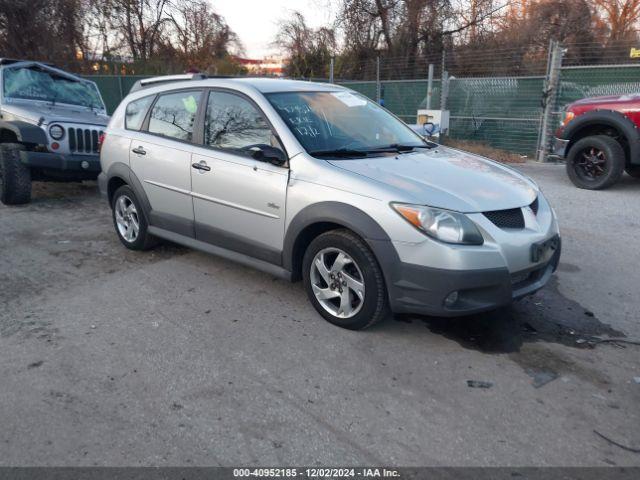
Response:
442,138,527,163
509,343,611,388
0,182,187,340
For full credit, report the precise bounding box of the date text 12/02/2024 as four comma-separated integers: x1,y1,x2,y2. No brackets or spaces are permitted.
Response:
232,468,401,478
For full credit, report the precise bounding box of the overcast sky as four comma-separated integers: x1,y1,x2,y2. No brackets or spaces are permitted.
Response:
213,0,336,58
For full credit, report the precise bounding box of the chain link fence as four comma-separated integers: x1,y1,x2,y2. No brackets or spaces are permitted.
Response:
85,41,640,161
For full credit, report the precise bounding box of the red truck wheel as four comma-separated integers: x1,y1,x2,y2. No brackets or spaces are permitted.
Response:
566,135,625,190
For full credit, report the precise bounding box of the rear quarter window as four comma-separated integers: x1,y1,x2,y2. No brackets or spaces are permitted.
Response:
125,95,154,131
147,90,202,142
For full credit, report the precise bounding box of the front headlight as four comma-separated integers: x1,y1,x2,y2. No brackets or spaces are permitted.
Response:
561,110,575,127
49,124,65,140
391,203,484,245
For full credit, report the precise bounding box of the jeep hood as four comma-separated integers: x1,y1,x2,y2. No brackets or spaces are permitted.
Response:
328,147,537,213
2,102,109,126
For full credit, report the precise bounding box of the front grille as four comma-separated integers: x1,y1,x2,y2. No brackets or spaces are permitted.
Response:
511,270,532,286
511,264,545,289
483,196,539,229
68,127,102,154
483,208,525,229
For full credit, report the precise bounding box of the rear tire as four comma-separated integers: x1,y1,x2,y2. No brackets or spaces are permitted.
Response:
625,165,640,178
565,135,625,190
302,229,389,330
111,185,158,250
0,143,31,205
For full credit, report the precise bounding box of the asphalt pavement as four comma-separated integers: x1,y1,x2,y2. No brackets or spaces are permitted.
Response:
0,162,639,466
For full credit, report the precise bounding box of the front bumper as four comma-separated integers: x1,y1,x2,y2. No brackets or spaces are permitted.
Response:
379,237,561,317
548,137,569,160
20,150,101,173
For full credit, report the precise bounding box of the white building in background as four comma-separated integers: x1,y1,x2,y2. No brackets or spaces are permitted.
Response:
233,55,285,76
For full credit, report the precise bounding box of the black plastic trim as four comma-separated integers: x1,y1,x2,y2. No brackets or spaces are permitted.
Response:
148,226,292,281
283,202,392,274
150,211,195,238
195,222,281,265
20,150,101,172
105,161,153,218
384,237,561,316
0,120,48,145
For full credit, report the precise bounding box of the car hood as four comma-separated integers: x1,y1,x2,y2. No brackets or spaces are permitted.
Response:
570,93,640,107
2,102,109,126
328,147,537,213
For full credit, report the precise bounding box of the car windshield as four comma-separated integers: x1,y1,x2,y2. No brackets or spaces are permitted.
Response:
266,91,430,157
3,66,104,110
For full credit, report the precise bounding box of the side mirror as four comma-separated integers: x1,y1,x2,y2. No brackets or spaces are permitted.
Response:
250,145,287,167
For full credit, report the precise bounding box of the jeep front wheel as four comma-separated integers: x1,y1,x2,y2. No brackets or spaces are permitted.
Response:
0,143,31,205
565,135,625,190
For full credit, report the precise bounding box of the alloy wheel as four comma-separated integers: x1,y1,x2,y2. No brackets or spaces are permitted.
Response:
114,195,140,243
575,147,607,181
310,247,366,319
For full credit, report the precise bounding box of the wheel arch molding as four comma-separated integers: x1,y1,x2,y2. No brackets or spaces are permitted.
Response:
562,109,640,165
283,201,395,281
105,162,152,217
0,120,48,146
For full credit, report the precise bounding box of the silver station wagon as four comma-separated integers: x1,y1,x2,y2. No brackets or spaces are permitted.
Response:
99,75,561,330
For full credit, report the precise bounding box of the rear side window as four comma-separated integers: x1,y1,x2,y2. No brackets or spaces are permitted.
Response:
125,96,154,131
147,90,202,142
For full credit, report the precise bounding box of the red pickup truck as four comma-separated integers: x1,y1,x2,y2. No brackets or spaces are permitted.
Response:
553,94,640,189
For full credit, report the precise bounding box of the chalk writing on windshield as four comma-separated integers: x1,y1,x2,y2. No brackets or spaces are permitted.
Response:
274,103,321,138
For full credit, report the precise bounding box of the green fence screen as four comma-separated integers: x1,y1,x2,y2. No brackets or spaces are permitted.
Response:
86,65,640,158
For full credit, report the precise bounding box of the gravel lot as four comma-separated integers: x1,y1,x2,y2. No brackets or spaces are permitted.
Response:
0,162,639,466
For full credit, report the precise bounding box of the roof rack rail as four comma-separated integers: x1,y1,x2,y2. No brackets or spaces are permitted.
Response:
0,58,55,67
129,73,207,93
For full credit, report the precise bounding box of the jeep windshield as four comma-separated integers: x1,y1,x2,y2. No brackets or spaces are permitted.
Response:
3,65,104,110
266,91,432,158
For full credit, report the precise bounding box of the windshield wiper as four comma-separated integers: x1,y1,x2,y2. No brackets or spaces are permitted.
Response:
310,142,437,159
369,143,436,152
308,148,372,158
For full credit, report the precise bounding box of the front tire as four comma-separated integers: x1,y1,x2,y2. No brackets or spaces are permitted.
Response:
111,185,158,250
565,135,625,190
302,229,389,330
0,143,31,205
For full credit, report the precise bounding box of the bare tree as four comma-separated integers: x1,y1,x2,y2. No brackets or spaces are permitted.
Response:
333,0,504,78
592,0,640,42
276,11,336,78
108,0,172,61
166,0,242,72
0,0,86,68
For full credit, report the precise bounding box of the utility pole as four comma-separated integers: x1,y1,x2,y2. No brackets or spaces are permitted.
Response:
376,56,381,104
440,70,449,111
329,56,334,83
426,64,434,110
537,40,564,162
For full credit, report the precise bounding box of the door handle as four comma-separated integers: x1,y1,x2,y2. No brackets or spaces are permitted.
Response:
192,161,211,172
132,146,146,155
